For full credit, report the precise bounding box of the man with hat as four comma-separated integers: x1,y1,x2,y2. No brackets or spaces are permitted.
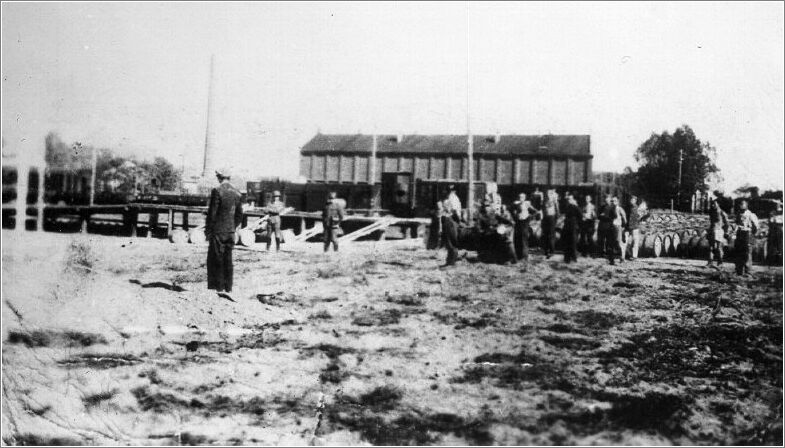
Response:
266,190,286,251
322,191,345,252
205,167,244,298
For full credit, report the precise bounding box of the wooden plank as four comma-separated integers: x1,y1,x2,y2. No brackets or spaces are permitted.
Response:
339,217,398,242
292,222,323,242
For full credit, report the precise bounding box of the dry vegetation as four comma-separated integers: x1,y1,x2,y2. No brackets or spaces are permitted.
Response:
1,230,782,445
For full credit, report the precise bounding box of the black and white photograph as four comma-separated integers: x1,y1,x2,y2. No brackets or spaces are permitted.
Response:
1,1,783,446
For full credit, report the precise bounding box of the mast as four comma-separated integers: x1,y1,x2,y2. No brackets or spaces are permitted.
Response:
202,55,216,178
465,7,473,224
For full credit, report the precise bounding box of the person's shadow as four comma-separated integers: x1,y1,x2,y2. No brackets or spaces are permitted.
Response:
128,279,186,292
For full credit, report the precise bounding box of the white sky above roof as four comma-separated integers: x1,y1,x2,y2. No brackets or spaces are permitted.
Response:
2,1,783,191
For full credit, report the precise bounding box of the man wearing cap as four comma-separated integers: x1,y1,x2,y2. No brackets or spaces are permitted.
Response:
322,191,345,252
266,191,286,251
206,168,244,298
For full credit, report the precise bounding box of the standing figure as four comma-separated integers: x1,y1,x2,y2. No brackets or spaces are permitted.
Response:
579,195,597,256
626,196,645,260
541,190,560,259
484,182,503,214
562,193,582,263
734,199,759,276
441,189,462,267
205,167,244,298
597,194,613,257
322,191,345,252
607,196,627,265
446,184,462,221
427,200,444,250
706,200,729,267
532,187,544,210
512,193,539,270
767,201,783,265
266,190,285,251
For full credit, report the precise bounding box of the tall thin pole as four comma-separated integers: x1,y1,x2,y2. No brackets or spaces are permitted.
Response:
371,134,378,209
202,55,216,178
677,148,683,210
465,5,473,224
89,145,97,206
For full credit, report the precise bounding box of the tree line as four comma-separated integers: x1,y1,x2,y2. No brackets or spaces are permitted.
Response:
623,124,781,213
45,132,183,195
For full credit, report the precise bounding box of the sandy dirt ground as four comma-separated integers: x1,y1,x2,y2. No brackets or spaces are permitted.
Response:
1,229,782,446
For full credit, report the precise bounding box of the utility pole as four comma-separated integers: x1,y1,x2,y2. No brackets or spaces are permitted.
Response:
677,148,683,211
202,54,216,178
464,6,473,225
89,143,97,206
370,133,378,210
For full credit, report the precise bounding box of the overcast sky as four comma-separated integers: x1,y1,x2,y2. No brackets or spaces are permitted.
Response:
2,1,783,191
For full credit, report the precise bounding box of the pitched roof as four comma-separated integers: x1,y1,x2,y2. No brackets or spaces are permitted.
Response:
300,134,591,158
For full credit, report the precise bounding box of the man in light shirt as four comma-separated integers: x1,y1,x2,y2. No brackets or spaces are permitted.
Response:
512,192,539,270
607,196,627,265
734,199,759,276
579,195,597,257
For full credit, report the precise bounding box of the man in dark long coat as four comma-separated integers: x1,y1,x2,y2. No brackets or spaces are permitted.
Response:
206,167,244,298
562,193,582,263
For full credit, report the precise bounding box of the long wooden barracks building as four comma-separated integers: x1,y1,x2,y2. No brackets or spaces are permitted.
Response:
288,133,593,216
251,133,601,217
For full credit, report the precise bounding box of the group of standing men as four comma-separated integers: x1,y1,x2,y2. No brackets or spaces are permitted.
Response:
435,183,649,268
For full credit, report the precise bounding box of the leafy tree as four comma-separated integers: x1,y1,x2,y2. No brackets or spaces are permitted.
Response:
139,157,181,191
632,125,720,210
44,132,182,195
760,189,784,201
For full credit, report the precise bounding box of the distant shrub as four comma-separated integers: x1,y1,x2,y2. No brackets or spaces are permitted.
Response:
65,239,97,273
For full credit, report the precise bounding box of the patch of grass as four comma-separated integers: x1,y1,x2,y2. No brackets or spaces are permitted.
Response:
327,408,492,445
358,385,403,410
138,369,163,385
351,309,402,327
447,293,470,303
132,385,266,417
7,330,107,348
302,343,356,359
385,293,424,306
64,239,97,273
83,389,118,408
309,310,332,320
352,274,370,286
316,264,348,279
171,270,207,284
5,434,83,446
179,433,210,446
540,334,602,351
58,353,142,369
